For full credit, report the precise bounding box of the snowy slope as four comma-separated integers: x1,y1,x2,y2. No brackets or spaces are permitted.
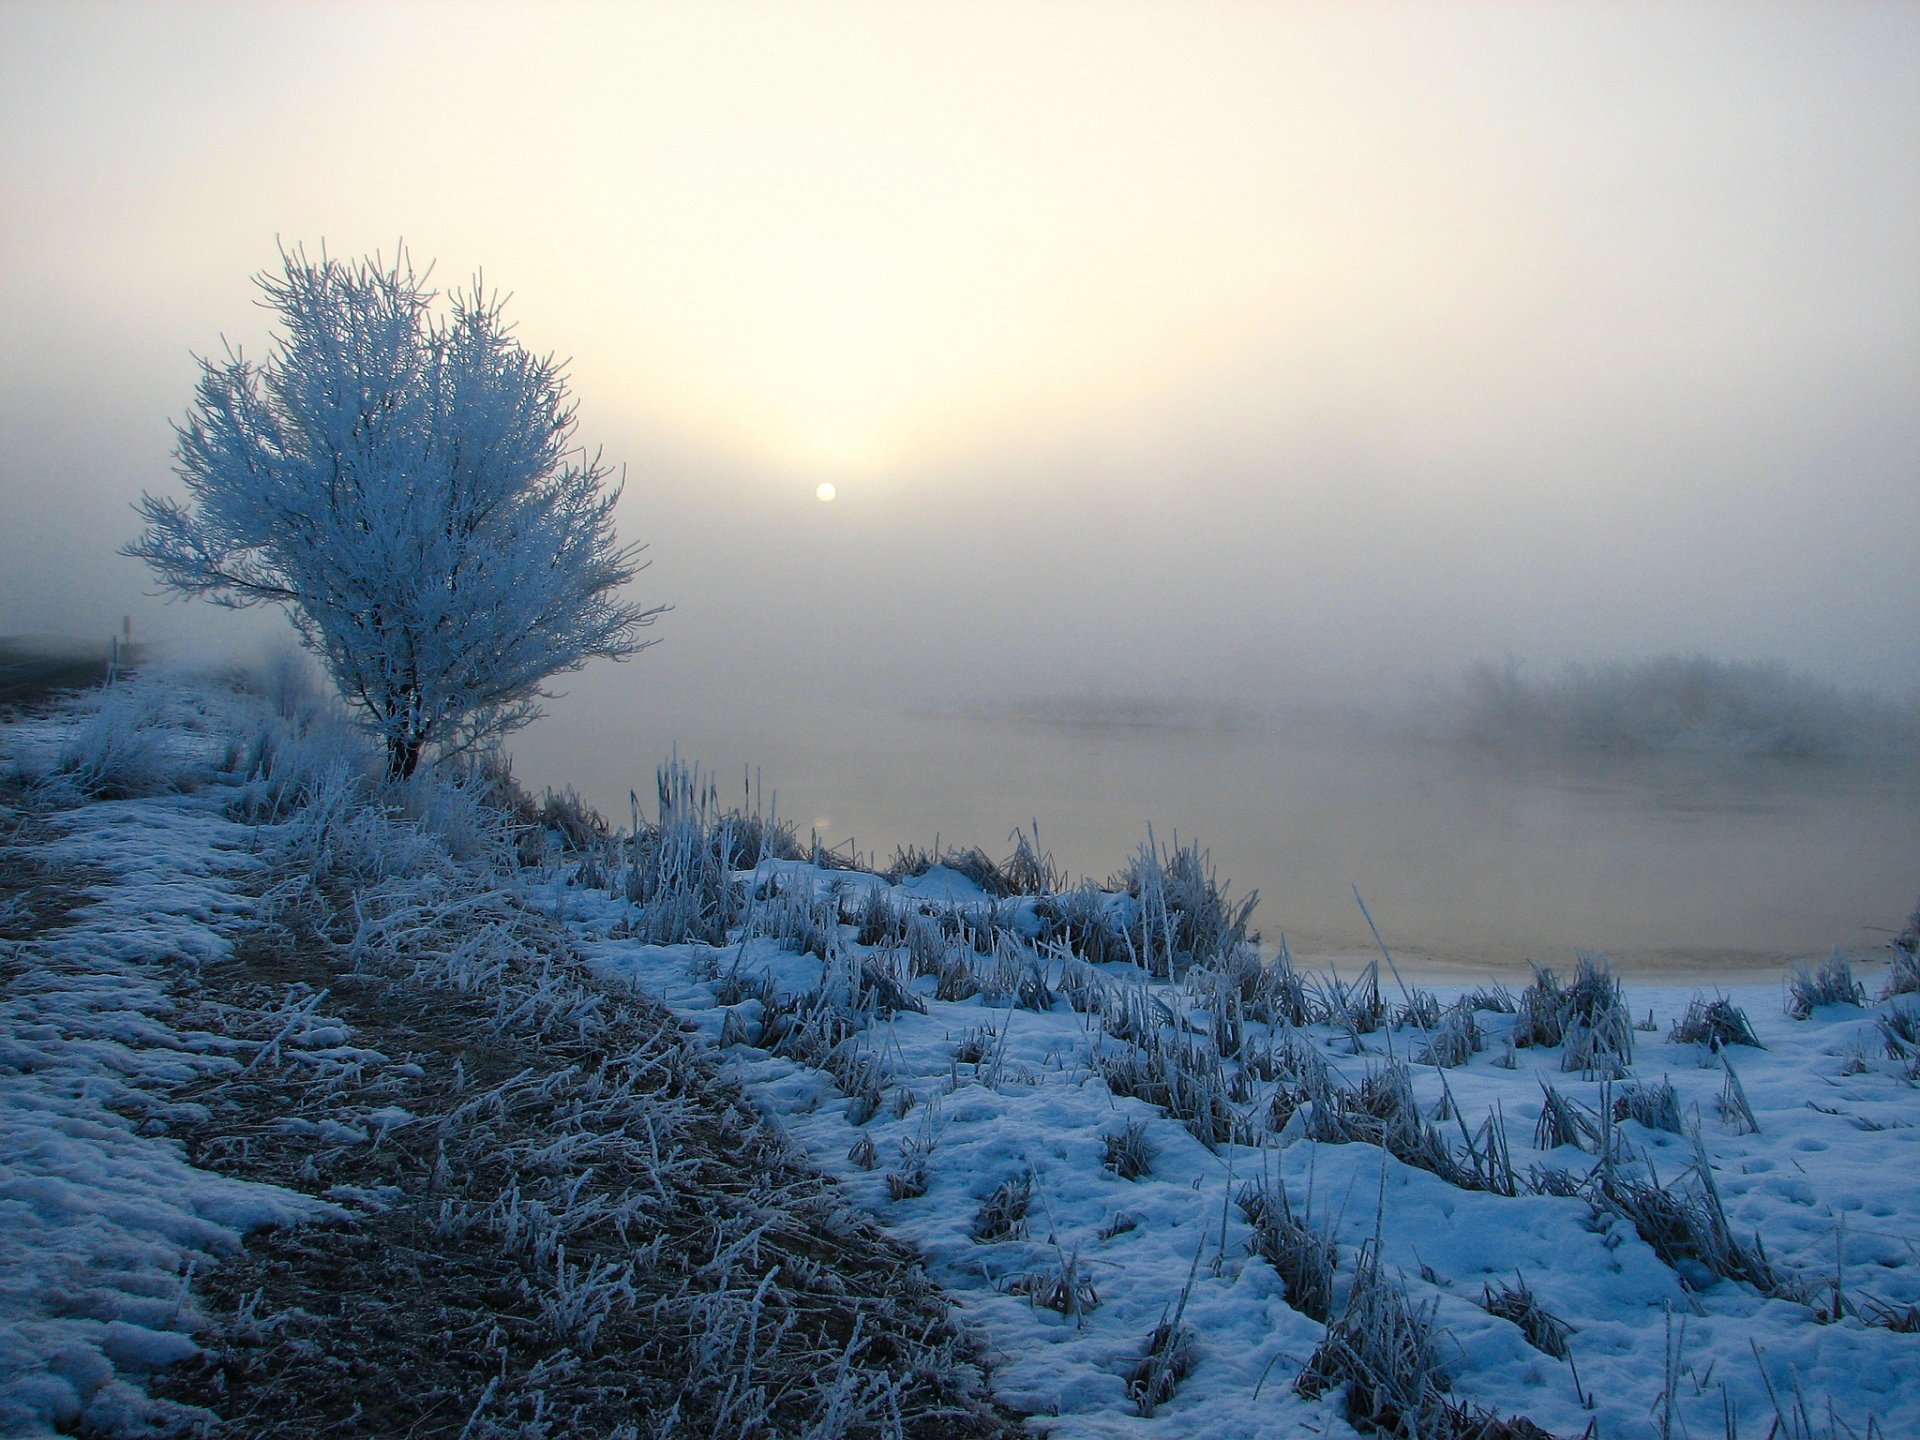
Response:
557,856,1920,1440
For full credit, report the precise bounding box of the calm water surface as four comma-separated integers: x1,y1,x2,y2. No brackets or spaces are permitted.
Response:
511,700,1920,981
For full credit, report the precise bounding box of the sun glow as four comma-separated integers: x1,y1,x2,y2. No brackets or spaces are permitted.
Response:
815,482,837,503
374,4,1362,486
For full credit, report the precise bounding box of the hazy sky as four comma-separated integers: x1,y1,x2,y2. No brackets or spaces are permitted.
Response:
4,0,1917,711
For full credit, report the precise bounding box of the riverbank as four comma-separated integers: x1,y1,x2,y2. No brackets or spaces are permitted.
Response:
3,670,1915,1438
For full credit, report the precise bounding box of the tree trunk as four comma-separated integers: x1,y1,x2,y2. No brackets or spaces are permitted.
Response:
386,734,423,781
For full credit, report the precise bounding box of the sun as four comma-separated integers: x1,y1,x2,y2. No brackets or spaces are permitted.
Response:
815,482,837,503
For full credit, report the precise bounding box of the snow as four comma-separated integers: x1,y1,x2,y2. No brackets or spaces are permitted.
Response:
568,870,1920,1440
0,701,332,1436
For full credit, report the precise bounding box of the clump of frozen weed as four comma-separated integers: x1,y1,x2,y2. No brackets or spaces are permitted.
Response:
46,676,198,799
1670,994,1762,1051
886,1163,929,1201
970,1171,1034,1243
947,898,1022,958
752,876,840,959
885,1122,937,1202
535,784,605,852
951,1023,998,1069
1115,832,1258,978
1480,1274,1571,1359
390,765,519,869
1515,965,1570,1048
853,885,903,946
622,757,810,944
902,909,948,976
933,947,982,1003
1858,1294,1920,1332
1516,954,1633,1074
1787,955,1866,1018
1317,961,1386,1037
1419,1001,1482,1068
1880,937,1920,1000
1396,987,1443,1032
1254,939,1317,1026
1096,1211,1139,1241
1102,1119,1158,1181
1237,1179,1336,1321
1008,1246,1099,1321
1314,1062,1463,1185
1095,1029,1245,1150
909,844,1012,897
1463,983,1517,1014
822,1039,894,1126
1527,1165,1585,1198
1296,1242,1456,1439
621,761,766,944
1033,881,1131,966
1534,1081,1601,1152
1875,1001,1920,1077
976,932,1056,1011
1598,1136,1786,1293
1614,1079,1684,1134
1000,823,1062,896
1717,1054,1760,1133
1126,1316,1197,1416
846,949,925,1017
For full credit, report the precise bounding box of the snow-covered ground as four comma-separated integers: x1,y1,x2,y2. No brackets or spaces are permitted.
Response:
0,684,332,1435
3,675,1916,1438
552,846,1920,1439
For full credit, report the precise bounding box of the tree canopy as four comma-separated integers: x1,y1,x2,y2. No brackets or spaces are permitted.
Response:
127,248,663,777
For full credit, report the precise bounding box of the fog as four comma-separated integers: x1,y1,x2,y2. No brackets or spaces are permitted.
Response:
3,3,1918,960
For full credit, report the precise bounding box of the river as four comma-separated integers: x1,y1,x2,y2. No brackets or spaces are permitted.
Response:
508,696,1920,982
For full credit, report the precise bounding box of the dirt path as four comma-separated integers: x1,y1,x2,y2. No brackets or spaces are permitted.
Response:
141,873,1020,1438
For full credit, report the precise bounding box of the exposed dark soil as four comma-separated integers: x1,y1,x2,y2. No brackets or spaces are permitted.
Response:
0,784,108,989
142,899,1021,1439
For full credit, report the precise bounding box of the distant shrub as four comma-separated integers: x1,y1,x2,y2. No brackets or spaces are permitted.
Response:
1885,912,1920,999
1442,653,1919,758
1897,897,1920,955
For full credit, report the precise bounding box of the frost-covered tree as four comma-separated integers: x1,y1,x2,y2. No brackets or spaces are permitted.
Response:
126,249,663,778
